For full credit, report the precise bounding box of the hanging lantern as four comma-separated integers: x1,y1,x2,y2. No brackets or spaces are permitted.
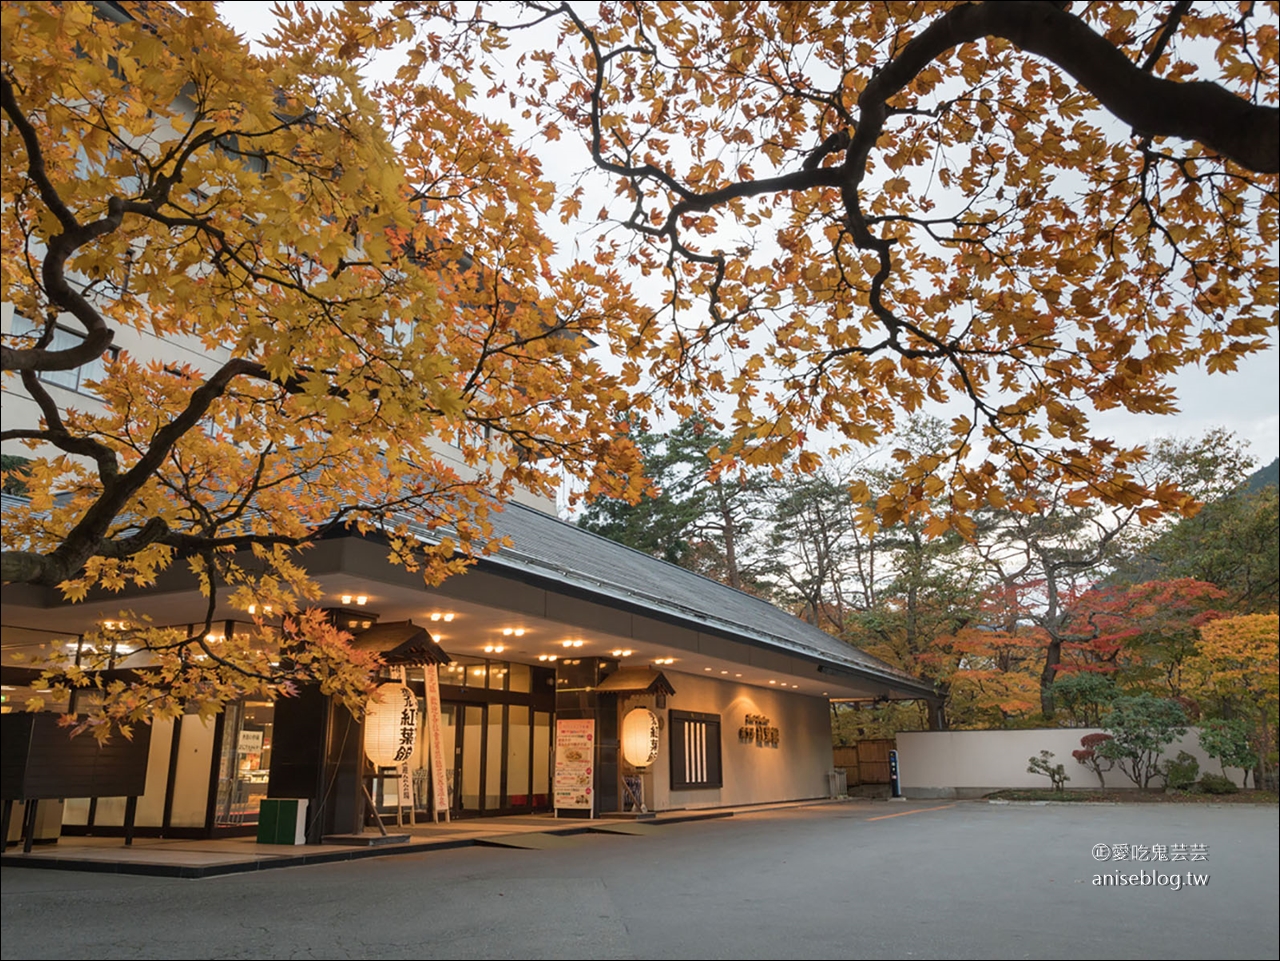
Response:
364,682,418,767
621,707,661,768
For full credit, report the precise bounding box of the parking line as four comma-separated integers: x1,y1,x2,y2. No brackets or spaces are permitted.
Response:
866,803,956,821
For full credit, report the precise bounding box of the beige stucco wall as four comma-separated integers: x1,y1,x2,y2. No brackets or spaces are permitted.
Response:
625,671,834,811
897,728,1249,798
1,303,556,515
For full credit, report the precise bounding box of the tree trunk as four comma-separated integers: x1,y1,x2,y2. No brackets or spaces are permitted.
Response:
1039,637,1062,718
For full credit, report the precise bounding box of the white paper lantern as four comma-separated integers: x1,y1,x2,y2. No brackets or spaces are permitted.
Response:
364,682,418,767
621,707,661,768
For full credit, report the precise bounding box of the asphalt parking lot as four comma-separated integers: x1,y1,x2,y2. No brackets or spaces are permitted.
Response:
3,800,1277,960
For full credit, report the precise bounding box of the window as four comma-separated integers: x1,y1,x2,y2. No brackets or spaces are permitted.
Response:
669,710,722,790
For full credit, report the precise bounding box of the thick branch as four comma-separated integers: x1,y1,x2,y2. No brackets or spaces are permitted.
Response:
15,358,263,587
858,1,1278,174
0,75,118,373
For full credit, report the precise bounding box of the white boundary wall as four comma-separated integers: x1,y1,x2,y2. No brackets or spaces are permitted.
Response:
897,728,1250,799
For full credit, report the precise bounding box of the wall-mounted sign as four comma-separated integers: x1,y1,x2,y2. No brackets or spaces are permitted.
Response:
554,718,595,812
739,713,780,747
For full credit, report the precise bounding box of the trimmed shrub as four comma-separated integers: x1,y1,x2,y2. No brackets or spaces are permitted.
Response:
1198,773,1239,795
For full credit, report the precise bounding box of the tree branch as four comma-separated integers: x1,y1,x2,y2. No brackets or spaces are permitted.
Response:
857,1,1278,174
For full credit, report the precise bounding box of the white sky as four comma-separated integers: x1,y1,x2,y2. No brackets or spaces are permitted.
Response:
217,3,1279,472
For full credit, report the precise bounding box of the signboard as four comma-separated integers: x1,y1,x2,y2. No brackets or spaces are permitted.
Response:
553,718,595,813
237,729,264,755
738,713,780,747
424,663,450,821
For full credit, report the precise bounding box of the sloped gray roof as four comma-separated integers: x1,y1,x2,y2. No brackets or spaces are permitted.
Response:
421,500,934,699
1,491,933,698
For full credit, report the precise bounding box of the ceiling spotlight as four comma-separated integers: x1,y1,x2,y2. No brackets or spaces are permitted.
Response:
720,670,728,675
355,595,368,606
504,628,514,636
769,680,777,685
443,613,455,622
341,595,352,604
704,667,712,672
484,644,505,654
430,613,442,621
514,628,526,637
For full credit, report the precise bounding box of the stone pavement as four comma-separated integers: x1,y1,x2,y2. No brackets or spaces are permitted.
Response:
0,800,758,878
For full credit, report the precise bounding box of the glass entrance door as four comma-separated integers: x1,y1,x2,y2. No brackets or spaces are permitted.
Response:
457,703,484,814
443,700,549,816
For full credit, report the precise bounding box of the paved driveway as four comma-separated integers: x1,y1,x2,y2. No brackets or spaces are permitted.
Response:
3,800,1277,960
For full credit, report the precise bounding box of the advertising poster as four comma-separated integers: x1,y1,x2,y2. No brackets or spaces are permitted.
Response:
554,718,595,813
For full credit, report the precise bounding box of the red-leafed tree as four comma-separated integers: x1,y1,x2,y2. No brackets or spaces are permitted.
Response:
1060,578,1228,696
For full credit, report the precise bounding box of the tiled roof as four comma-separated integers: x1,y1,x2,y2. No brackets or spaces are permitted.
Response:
418,501,935,698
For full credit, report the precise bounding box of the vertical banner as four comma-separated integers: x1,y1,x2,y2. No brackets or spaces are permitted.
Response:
554,718,595,815
424,662,450,822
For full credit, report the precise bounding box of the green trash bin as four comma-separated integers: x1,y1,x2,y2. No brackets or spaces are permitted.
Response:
256,798,308,844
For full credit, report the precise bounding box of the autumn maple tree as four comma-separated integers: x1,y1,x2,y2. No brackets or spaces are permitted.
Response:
367,0,1278,533
0,2,642,731
1186,613,1280,785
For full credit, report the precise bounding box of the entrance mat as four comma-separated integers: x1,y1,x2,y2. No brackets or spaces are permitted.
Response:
474,832,584,850
588,822,658,836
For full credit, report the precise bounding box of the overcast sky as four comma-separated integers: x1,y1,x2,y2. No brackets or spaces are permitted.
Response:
217,3,1279,471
